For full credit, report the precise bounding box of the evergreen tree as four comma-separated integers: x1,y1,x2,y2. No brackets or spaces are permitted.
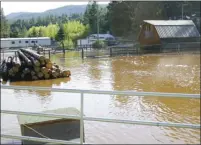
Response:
0,8,10,38
56,25,65,53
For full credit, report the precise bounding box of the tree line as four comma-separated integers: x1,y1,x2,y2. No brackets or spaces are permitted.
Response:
1,1,200,45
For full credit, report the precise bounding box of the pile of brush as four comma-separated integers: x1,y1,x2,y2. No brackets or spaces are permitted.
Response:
0,48,71,82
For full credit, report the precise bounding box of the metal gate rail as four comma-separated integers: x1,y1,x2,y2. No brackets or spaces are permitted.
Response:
1,85,200,144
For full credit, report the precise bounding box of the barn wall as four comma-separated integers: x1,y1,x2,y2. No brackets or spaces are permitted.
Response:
138,23,161,46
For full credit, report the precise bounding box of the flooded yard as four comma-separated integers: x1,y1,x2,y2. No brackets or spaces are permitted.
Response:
1,52,200,144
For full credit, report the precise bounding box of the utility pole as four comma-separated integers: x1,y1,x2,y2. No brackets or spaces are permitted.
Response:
96,0,100,42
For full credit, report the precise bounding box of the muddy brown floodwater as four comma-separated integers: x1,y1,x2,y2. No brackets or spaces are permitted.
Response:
1,52,200,144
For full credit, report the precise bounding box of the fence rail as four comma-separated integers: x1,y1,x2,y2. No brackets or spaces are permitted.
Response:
1,41,200,61
1,85,200,144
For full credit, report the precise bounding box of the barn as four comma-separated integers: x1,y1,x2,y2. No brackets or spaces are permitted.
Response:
138,20,200,47
0,37,51,49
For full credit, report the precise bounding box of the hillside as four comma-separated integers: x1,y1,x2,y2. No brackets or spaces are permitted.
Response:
6,4,107,21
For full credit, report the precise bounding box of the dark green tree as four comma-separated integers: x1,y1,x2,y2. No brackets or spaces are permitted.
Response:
56,25,65,53
0,8,10,38
38,28,43,37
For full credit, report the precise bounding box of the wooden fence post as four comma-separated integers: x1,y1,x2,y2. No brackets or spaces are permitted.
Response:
49,50,51,59
110,47,112,57
82,48,84,59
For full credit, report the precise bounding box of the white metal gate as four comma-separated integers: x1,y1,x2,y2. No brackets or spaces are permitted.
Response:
1,85,200,144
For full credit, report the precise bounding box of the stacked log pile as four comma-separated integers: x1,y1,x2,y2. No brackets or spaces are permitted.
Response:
0,48,71,82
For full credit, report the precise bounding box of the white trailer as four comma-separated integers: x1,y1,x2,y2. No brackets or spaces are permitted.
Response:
77,34,115,46
77,39,93,46
0,37,51,49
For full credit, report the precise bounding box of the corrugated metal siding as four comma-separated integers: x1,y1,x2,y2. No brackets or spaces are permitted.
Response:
155,25,200,38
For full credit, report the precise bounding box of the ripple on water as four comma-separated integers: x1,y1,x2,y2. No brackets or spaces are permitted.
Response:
1,54,200,144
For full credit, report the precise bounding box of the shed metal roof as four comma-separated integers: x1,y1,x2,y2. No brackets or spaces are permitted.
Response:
144,20,195,26
143,20,200,38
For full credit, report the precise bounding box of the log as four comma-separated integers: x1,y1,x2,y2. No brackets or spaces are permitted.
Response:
37,72,44,79
23,52,40,67
2,62,8,81
0,60,6,73
20,48,45,62
21,73,25,79
12,73,21,81
12,66,19,73
41,67,48,74
17,50,32,66
44,73,50,79
24,72,32,81
8,68,14,77
67,70,71,76
51,70,57,78
46,62,53,69
45,58,51,64
12,56,21,68
40,60,46,66
31,71,36,76
34,66,40,73
55,68,61,74
20,61,26,67
54,64,59,69
58,72,63,78
32,75,38,80
23,68,31,74
62,70,71,77
6,56,13,68
2,62,8,75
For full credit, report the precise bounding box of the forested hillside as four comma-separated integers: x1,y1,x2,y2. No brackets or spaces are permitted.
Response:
6,5,88,21
1,1,200,48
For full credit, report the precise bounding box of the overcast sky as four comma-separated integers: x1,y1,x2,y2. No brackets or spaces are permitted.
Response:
1,1,109,16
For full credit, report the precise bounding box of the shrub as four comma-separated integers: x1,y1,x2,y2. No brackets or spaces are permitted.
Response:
58,39,74,49
92,40,106,49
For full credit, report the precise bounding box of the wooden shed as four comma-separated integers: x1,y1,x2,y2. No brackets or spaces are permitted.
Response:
17,107,84,145
138,20,200,46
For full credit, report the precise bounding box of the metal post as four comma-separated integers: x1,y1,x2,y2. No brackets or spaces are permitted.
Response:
80,92,84,144
182,4,183,20
127,47,129,56
182,3,188,20
82,48,84,59
178,44,180,54
3,50,4,60
49,50,51,59
110,47,112,57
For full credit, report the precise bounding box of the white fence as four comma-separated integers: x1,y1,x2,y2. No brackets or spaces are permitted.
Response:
1,85,200,144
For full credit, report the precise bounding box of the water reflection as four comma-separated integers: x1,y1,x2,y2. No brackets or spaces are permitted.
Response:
10,77,71,98
109,54,200,130
1,52,200,144
87,59,102,81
